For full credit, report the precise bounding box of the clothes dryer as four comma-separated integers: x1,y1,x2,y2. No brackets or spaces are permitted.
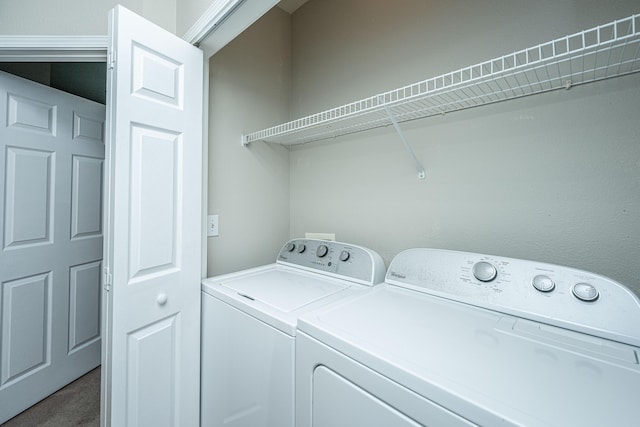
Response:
201,238,385,427
296,248,640,426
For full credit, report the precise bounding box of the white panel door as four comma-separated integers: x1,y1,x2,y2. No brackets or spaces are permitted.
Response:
102,6,203,427
0,71,104,424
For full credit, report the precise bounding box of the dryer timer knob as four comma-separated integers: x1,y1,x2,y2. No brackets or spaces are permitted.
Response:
472,261,497,282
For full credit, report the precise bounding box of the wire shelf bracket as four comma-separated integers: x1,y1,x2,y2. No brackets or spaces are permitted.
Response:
383,103,426,179
242,13,640,172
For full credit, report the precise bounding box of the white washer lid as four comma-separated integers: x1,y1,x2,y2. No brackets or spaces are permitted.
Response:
222,268,349,312
202,264,365,336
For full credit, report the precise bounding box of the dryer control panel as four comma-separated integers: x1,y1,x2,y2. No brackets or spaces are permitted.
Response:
386,248,640,347
277,239,385,286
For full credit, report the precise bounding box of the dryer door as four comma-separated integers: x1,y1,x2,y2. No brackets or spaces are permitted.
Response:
296,330,478,427
312,366,477,427
313,366,421,427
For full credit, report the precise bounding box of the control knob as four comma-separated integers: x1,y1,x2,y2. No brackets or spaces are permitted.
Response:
316,244,329,258
532,275,555,292
297,244,306,253
339,250,350,262
572,283,599,302
286,243,295,252
472,261,497,282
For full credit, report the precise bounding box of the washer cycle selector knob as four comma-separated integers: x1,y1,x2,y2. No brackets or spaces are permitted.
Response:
572,283,599,302
297,244,306,253
339,250,350,262
316,244,329,258
472,261,497,282
532,274,555,292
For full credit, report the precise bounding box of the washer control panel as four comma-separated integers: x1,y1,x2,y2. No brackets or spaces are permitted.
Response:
277,239,386,286
386,248,640,346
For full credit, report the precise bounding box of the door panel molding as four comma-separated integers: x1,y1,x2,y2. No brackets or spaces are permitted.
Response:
126,315,179,426
131,43,184,107
3,147,54,249
129,124,181,279
72,112,104,143
68,260,102,354
71,155,103,240
0,271,52,386
7,94,57,134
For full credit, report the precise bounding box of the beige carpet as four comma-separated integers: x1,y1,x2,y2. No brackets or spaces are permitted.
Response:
2,367,100,427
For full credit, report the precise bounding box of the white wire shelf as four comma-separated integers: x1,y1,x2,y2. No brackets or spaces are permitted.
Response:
242,13,640,147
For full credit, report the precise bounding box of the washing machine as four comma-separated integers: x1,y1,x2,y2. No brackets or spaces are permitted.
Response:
296,248,640,426
200,238,385,427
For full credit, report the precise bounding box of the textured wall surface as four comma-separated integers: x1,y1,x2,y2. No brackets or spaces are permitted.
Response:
287,0,640,295
207,7,291,276
0,0,176,34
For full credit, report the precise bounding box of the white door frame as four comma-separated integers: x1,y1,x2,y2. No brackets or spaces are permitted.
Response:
0,36,108,61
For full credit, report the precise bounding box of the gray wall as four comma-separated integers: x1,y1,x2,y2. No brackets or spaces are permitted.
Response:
285,0,640,294
0,63,50,85
207,7,291,276
0,0,177,34
176,0,213,37
0,63,106,104
0,0,259,37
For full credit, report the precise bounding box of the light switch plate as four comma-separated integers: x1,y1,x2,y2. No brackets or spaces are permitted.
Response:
207,215,219,237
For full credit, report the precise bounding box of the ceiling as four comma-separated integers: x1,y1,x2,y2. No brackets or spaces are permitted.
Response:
277,0,309,14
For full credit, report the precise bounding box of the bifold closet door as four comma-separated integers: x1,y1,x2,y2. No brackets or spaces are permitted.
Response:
102,5,203,426
0,70,104,424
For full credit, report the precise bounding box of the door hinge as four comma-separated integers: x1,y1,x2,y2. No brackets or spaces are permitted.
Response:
103,267,112,291
108,49,116,70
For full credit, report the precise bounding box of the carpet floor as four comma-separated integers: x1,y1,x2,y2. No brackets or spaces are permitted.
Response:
1,367,100,427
